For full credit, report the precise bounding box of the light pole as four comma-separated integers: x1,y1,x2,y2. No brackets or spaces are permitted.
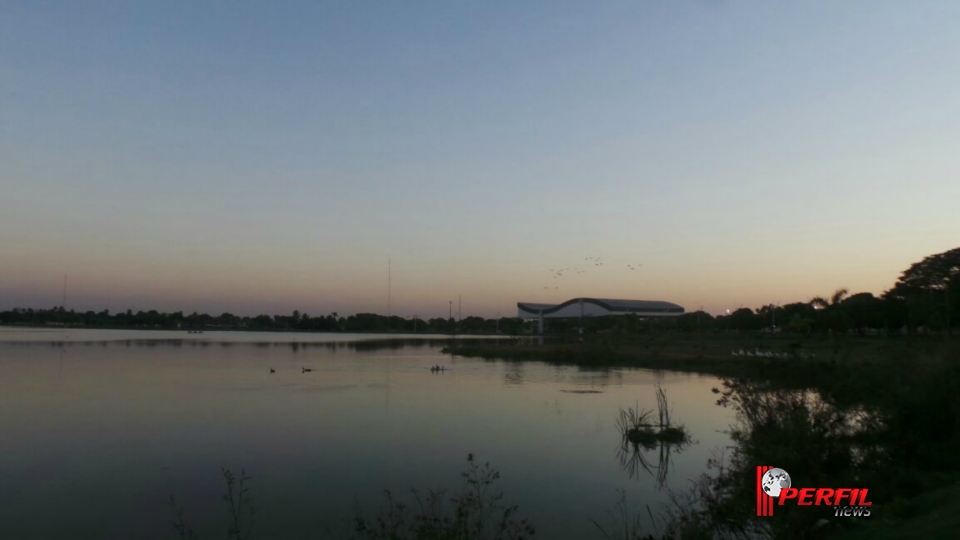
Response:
495,312,501,334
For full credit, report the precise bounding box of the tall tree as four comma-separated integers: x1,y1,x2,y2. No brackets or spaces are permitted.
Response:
886,247,960,333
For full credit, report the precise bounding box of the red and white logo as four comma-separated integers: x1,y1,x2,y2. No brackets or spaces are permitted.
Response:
755,466,872,517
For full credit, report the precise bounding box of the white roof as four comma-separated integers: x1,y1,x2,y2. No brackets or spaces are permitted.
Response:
517,297,684,315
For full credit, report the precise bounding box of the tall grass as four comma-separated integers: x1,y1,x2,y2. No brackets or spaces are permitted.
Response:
170,455,533,540
349,454,534,540
615,385,691,490
222,468,255,540
589,489,659,540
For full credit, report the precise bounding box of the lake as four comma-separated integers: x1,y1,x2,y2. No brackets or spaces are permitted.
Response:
0,328,733,539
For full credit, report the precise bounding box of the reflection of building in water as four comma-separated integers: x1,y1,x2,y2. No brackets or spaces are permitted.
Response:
517,298,685,334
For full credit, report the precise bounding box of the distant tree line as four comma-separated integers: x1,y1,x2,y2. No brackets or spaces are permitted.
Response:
0,306,532,335
2,247,956,337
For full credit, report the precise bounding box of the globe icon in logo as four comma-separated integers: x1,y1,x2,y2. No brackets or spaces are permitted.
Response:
761,468,791,497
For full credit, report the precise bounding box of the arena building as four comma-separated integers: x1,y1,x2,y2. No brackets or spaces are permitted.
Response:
517,298,685,333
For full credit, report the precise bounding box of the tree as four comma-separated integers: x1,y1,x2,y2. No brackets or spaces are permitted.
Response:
810,288,850,335
728,308,760,331
676,311,714,332
886,247,960,334
810,288,849,310
840,293,885,334
888,247,960,293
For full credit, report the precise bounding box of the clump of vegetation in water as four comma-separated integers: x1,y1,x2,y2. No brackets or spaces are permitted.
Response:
616,385,692,489
617,404,656,448
616,386,690,449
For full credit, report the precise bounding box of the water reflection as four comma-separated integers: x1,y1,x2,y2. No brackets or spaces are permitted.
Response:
0,331,731,540
1,337,515,353
617,429,691,489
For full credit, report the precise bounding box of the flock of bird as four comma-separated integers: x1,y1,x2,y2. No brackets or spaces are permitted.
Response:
540,255,644,292
731,348,817,359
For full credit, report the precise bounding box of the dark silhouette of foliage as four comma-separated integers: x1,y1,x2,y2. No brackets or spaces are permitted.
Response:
351,454,535,540
171,456,533,540
885,247,959,333
0,306,526,335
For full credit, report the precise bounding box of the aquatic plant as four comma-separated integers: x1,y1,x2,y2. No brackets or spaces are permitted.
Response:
349,453,534,540
169,495,199,540
590,489,659,540
615,385,692,489
222,468,255,540
169,467,255,540
171,455,533,540
616,402,656,448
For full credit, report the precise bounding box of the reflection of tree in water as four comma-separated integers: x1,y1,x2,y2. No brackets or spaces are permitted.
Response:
20,338,456,352
664,378,890,540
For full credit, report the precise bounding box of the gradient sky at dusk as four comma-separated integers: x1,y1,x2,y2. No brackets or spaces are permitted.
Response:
2,1,959,318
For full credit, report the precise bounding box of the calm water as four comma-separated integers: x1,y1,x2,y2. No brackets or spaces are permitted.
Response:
0,328,733,539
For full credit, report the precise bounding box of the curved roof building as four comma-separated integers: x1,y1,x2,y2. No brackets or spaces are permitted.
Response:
517,298,684,319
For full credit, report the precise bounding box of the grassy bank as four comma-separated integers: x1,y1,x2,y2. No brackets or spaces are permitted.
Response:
444,334,943,381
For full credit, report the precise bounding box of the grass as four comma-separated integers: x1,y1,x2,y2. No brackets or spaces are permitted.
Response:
444,334,943,379
170,468,255,540
443,338,833,381
170,455,534,540
615,385,689,446
590,489,659,540
615,385,692,489
349,454,534,540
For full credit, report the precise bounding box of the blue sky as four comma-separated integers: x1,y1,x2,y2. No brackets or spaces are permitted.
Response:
2,1,959,317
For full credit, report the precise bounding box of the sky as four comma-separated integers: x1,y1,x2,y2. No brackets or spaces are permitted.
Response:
2,1,959,318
